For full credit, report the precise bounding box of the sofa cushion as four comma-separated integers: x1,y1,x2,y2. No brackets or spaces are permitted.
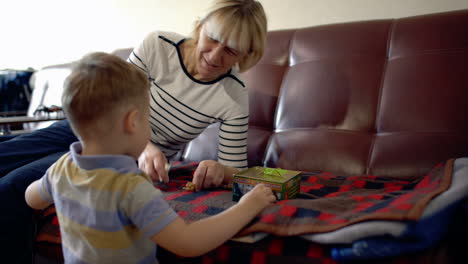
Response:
185,10,468,180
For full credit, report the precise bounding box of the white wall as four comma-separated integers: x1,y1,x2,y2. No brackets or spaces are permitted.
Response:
1,0,467,70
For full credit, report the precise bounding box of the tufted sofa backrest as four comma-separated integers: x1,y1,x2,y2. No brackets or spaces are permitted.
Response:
184,9,468,179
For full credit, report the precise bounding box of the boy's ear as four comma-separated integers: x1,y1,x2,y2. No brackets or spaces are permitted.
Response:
123,108,139,134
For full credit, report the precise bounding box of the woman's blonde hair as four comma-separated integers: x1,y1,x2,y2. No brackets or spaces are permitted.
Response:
191,0,267,72
62,52,149,136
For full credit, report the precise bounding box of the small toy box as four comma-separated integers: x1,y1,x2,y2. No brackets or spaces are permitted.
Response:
232,167,302,201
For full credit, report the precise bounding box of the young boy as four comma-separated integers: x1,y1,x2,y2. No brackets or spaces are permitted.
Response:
25,52,276,263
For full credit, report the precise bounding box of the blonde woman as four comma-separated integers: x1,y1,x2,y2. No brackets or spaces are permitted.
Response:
132,0,267,191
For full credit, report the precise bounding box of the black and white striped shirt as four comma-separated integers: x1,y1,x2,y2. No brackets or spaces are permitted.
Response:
129,31,248,169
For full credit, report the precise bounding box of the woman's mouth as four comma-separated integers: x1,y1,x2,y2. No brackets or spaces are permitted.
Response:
203,57,220,70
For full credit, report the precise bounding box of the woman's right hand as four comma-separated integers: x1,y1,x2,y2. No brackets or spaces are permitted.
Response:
138,142,169,182
238,184,276,212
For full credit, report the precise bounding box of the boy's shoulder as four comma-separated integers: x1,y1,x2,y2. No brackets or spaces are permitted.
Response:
48,152,73,173
47,150,151,183
114,171,153,189
94,168,155,195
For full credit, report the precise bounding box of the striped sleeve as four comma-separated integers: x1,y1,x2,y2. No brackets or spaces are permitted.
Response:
217,116,249,169
127,32,155,76
38,171,54,203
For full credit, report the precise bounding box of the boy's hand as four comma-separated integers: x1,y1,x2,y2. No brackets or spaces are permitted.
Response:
238,184,276,212
138,142,169,182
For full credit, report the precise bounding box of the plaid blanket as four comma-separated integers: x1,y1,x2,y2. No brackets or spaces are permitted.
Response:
158,159,453,237
34,159,454,263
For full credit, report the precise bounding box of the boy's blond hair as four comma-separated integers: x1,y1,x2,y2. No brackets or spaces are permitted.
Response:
62,52,149,138
191,0,267,72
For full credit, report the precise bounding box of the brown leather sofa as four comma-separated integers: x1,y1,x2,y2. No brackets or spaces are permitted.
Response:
32,9,468,264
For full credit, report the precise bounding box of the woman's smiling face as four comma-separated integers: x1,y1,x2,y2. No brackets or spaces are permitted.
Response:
194,19,246,81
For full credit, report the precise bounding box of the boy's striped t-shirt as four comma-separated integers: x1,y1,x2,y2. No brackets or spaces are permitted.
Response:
36,142,178,264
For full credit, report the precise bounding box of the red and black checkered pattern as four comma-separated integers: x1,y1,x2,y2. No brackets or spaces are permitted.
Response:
157,236,338,264
34,160,454,263
158,159,453,236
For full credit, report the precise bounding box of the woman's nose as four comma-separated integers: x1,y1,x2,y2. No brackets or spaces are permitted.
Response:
207,44,224,65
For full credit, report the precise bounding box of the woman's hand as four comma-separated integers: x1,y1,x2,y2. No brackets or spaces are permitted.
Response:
192,160,230,191
138,142,169,182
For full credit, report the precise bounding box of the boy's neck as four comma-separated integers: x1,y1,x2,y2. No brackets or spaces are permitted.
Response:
80,140,128,157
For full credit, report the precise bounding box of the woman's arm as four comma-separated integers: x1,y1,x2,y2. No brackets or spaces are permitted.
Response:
192,115,249,190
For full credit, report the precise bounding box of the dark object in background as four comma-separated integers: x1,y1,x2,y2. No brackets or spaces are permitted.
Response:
0,69,34,114
0,69,35,133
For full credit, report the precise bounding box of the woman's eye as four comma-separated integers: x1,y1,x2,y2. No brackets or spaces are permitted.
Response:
226,48,238,56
